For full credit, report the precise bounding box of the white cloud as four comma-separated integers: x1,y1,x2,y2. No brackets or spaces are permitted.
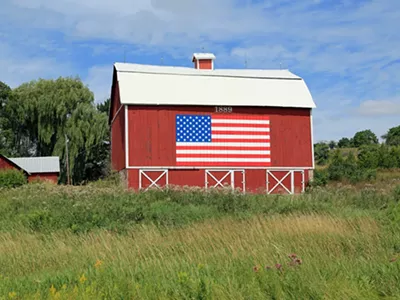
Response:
356,99,400,116
0,42,75,88
85,65,113,103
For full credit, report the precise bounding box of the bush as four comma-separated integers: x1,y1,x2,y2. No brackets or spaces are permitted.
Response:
308,169,328,187
327,150,376,183
0,169,27,188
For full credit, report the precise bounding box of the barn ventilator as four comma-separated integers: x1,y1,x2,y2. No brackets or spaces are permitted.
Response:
266,169,305,195
139,169,168,191
205,169,245,193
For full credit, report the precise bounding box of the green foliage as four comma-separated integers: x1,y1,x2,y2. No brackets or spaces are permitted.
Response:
0,77,110,184
96,98,110,116
358,145,380,169
0,169,27,188
308,169,328,187
1,183,400,299
383,125,400,146
0,81,12,155
313,142,330,165
358,145,400,169
353,129,378,147
338,137,353,148
327,150,376,183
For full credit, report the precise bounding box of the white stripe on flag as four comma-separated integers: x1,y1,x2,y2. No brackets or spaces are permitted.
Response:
177,150,271,155
176,142,271,147
211,119,270,125
177,157,271,162
212,127,270,132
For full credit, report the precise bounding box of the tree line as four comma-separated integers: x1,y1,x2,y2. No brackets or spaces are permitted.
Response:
312,127,400,186
0,79,111,184
314,128,400,167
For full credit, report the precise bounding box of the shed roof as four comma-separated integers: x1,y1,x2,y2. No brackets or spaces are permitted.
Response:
192,53,216,60
9,157,60,174
113,62,316,109
0,154,30,175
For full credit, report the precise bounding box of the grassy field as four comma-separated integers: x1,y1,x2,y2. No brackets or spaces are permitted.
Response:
0,175,400,299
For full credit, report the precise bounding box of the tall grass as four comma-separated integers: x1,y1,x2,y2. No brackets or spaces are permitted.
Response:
0,181,400,299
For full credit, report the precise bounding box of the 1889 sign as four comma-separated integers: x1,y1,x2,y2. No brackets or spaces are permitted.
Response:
215,106,232,113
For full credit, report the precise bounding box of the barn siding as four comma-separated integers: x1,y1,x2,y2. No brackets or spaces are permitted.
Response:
126,168,306,193
110,80,126,172
198,60,213,70
28,173,58,184
0,156,16,170
127,105,312,168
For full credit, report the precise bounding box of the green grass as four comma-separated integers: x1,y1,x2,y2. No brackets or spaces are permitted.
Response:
0,179,400,299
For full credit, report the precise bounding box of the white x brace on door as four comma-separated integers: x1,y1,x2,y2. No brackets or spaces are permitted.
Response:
205,169,245,192
139,169,168,191
266,170,305,195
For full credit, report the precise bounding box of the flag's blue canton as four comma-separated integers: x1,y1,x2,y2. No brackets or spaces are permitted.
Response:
176,115,211,142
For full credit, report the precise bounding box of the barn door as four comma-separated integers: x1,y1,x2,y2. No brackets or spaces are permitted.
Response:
266,170,305,195
139,169,168,191
205,170,245,193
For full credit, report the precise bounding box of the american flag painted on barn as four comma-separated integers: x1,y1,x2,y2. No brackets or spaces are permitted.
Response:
175,114,271,166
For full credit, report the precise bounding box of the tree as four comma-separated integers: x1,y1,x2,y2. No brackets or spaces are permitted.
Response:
382,125,400,146
0,81,13,155
2,77,109,184
352,130,378,147
338,137,353,148
314,142,330,165
96,98,110,116
328,140,337,150
358,145,380,169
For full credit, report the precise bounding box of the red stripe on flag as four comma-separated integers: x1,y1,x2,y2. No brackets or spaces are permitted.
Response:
212,115,270,120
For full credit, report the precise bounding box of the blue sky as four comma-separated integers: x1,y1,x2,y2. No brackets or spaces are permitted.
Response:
1,0,399,142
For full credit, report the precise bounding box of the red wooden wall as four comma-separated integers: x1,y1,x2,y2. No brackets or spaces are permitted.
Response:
0,156,16,170
110,80,126,172
28,173,58,184
127,169,309,194
194,59,213,70
126,105,313,168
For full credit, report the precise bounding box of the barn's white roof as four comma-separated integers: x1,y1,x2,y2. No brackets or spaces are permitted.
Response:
10,157,60,173
114,62,316,109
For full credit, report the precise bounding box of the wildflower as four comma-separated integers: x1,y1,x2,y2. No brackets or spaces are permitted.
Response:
295,258,302,265
265,265,271,270
288,253,297,259
79,274,87,284
8,291,17,299
62,284,67,290
49,285,57,295
94,259,103,268
253,265,259,272
389,257,397,263
275,263,282,270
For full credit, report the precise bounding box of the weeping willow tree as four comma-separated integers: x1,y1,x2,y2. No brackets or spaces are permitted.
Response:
3,77,110,184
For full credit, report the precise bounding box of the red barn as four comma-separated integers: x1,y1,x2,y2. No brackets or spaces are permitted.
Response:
109,53,316,194
0,154,60,184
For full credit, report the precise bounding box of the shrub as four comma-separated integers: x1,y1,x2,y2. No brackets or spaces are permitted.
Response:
393,185,400,202
327,150,376,183
0,169,27,188
308,169,328,187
